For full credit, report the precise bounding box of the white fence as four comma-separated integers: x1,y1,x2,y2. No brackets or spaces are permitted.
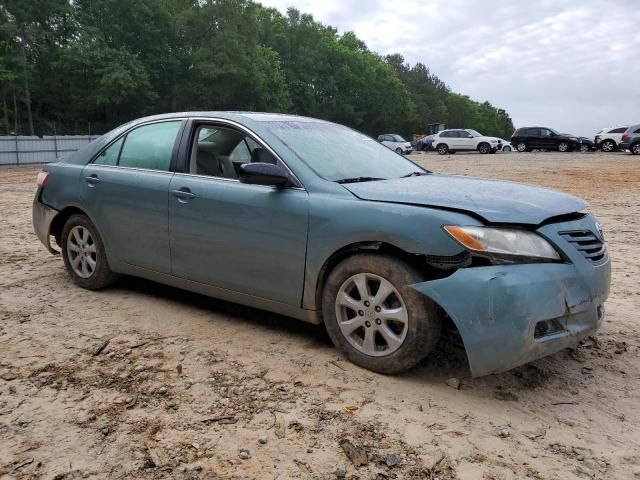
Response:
0,135,100,166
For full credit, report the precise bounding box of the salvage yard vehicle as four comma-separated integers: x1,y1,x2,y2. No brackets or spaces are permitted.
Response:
377,133,412,154
33,112,611,377
619,124,640,155
432,129,502,155
511,127,579,152
594,126,628,152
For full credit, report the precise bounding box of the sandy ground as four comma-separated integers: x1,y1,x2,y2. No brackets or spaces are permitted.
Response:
1,151,639,480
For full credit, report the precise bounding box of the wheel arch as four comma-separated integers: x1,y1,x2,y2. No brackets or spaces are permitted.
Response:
50,205,103,250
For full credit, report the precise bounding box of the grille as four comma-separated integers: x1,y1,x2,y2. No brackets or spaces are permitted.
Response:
560,230,607,263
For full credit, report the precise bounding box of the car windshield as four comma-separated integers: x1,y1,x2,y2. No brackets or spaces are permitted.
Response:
391,134,406,142
264,121,425,182
467,129,482,137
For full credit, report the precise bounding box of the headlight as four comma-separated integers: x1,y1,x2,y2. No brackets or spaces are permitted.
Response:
444,225,561,262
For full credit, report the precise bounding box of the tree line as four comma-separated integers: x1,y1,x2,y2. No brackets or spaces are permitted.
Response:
0,0,514,139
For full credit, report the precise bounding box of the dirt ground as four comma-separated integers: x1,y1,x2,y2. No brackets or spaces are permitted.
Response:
1,151,639,480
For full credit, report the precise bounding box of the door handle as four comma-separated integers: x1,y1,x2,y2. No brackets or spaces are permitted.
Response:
172,188,196,202
85,174,100,185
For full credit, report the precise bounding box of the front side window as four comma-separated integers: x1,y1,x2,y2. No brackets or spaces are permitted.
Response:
466,129,482,137
391,134,405,142
264,121,425,182
189,125,277,179
118,121,181,171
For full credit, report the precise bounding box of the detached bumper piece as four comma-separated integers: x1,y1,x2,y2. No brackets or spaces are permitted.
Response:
411,215,611,377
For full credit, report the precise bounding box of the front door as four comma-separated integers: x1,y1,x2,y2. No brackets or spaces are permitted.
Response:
80,120,183,273
168,123,309,306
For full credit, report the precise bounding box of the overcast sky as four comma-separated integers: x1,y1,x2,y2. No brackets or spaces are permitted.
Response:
261,0,640,136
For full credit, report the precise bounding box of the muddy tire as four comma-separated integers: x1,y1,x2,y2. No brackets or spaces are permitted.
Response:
61,214,119,290
321,254,442,374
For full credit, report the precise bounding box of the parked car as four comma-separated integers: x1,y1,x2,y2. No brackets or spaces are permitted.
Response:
511,127,579,152
594,126,628,152
419,134,436,151
619,124,640,155
377,134,412,154
432,129,502,155
33,112,610,377
577,137,594,152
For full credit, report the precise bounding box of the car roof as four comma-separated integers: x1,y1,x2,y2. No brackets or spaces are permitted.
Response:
126,111,321,124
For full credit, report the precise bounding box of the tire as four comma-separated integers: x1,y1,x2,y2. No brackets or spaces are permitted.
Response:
601,139,616,152
579,144,590,153
477,143,490,154
61,214,119,290
503,146,512,152
515,141,527,152
436,143,449,155
558,141,569,152
321,254,442,374
395,147,402,154
631,142,640,155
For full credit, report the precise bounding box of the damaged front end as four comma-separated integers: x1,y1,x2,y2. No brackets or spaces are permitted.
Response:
413,215,611,377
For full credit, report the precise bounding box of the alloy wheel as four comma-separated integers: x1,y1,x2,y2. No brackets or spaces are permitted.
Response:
602,140,615,152
334,273,408,357
67,225,97,278
516,142,527,152
632,143,640,155
558,142,569,152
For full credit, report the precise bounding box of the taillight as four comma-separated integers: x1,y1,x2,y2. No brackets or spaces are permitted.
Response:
622,133,629,142
36,170,49,188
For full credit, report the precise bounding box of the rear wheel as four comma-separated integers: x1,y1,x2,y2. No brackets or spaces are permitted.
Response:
580,144,590,152
515,141,527,152
436,143,449,155
322,254,442,374
631,142,640,155
601,139,616,152
61,214,119,290
558,141,569,152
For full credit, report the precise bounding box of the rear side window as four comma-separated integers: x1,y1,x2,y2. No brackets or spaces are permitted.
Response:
118,121,182,171
634,128,640,134
95,138,123,166
610,127,628,133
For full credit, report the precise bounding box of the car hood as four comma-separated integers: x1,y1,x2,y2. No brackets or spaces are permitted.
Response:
343,174,587,224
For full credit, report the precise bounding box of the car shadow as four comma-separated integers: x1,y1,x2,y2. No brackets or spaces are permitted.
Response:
111,275,569,392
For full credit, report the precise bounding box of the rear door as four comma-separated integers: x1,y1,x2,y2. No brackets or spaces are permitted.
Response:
527,128,542,148
80,120,184,273
168,121,309,306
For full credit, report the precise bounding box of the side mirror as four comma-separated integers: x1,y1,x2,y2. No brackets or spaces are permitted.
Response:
239,162,290,187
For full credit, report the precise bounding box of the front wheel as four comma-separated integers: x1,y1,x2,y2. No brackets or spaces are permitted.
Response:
558,141,569,152
631,142,640,155
580,144,590,152
395,147,402,154
478,143,490,154
601,139,616,152
322,254,442,374
503,145,512,152
61,214,119,290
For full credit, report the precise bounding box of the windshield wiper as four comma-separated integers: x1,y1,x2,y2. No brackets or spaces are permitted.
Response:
334,176,386,184
401,171,430,178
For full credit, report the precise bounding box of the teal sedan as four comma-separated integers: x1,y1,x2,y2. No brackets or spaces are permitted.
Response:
33,113,610,376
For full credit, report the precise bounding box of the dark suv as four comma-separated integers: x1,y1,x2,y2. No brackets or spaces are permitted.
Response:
619,124,640,155
511,127,579,153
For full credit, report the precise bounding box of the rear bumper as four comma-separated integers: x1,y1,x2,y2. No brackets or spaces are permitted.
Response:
619,142,629,150
411,215,611,377
32,194,59,254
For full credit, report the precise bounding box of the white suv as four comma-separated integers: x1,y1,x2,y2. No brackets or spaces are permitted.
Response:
377,134,412,154
594,126,628,152
432,129,502,155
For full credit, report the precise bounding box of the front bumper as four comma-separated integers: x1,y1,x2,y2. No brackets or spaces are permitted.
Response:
32,195,60,254
411,215,611,377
